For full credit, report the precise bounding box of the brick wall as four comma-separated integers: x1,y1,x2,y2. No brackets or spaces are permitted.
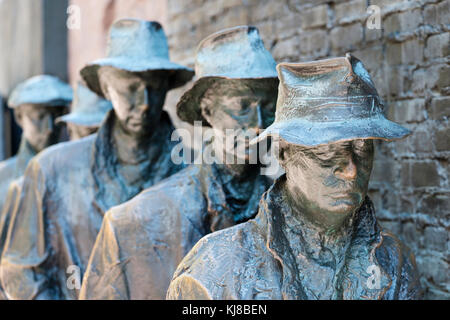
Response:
165,0,449,299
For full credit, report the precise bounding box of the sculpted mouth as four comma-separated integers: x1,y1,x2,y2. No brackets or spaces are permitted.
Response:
329,191,358,199
128,118,144,126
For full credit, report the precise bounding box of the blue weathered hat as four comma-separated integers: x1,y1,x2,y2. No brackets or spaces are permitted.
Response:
253,54,411,147
56,83,112,127
176,25,278,125
8,75,73,108
80,18,194,98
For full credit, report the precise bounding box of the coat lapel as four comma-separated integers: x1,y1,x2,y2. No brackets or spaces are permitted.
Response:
262,177,391,300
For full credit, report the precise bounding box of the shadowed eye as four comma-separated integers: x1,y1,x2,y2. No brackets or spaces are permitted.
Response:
240,100,250,109
314,151,336,162
308,145,336,161
353,139,372,156
229,104,251,117
128,82,142,92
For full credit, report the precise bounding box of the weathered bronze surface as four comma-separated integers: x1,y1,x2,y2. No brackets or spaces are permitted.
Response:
0,19,193,300
56,83,112,140
0,81,107,299
0,75,72,300
167,55,421,300
0,75,72,214
79,26,278,300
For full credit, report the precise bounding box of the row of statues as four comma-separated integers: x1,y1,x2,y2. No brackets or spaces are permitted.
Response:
0,19,420,300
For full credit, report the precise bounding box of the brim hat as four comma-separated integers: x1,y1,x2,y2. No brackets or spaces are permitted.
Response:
8,75,73,108
253,53,411,147
176,25,279,126
56,82,113,127
80,19,194,98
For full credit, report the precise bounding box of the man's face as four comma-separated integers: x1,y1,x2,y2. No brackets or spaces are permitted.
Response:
201,80,277,162
281,139,374,218
15,104,68,152
98,67,169,137
67,123,98,140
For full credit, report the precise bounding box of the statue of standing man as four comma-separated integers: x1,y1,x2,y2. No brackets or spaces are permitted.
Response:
0,75,72,212
0,75,72,300
167,54,421,300
0,81,111,265
0,19,193,300
79,26,278,300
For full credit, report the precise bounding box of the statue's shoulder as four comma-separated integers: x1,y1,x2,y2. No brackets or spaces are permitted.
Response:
106,165,204,227
138,165,202,199
168,220,268,299
33,135,96,171
187,218,263,257
376,230,421,298
378,231,417,267
0,156,17,177
8,176,24,191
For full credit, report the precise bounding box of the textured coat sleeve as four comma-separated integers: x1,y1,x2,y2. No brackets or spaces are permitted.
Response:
0,159,53,299
166,274,213,300
0,178,23,300
396,242,422,300
378,232,422,300
79,209,129,300
0,177,23,255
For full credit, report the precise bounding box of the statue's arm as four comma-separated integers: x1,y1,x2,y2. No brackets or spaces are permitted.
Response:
397,245,422,300
0,178,22,254
166,274,213,300
79,210,129,300
0,160,53,299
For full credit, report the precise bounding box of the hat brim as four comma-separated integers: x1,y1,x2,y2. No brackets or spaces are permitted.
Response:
252,116,411,147
8,98,72,109
8,75,73,108
80,57,194,98
176,76,279,126
56,112,105,127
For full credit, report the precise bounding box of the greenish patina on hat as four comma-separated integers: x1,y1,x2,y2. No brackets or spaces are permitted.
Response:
176,25,279,126
80,18,194,98
253,53,411,147
8,75,73,108
56,82,113,127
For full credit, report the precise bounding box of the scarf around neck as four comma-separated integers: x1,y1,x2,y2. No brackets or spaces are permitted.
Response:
90,110,183,215
199,163,270,232
258,176,392,300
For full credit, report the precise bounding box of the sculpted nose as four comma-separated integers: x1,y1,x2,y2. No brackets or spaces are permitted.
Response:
45,114,54,131
256,104,263,129
137,87,151,112
246,104,263,134
335,157,357,180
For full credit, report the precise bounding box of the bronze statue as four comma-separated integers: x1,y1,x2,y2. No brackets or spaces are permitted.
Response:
56,82,113,140
0,82,108,299
79,26,278,300
0,75,71,300
0,75,72,213
0,19,193,300
167,54,421,300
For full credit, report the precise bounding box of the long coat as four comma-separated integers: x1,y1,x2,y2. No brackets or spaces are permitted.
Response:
167,177,421,300
79,164,270,300
0,110,184,300
0,177,23,300
0,139,35,212
0,177,23,253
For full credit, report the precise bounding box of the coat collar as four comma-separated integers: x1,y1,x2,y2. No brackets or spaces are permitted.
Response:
198,163,270,232
258,175,392,300
15,138,36,176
